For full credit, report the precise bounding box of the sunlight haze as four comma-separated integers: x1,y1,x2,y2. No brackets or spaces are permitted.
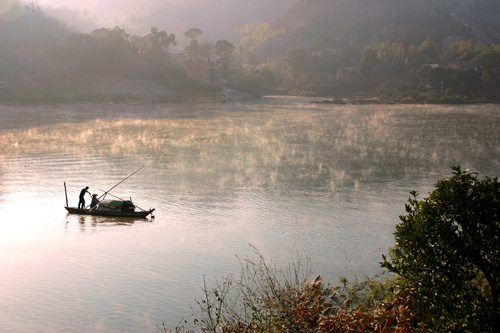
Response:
34,0,292,39
3,0,500,331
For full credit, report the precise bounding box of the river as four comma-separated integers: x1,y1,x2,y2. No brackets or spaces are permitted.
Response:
1,97,499,332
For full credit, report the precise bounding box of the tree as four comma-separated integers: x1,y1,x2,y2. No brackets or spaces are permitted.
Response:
149,27,176,53
183,27,203,40
198,40,214,62
473,47,500,85
416,65,482,95
409,37,439,65
184,28,203,58
441,40,489,64
185,39,200,58
214,40,235,60
62,33,101,74
214,40,235,75
89,26,138,75
145,27,180,85
235,21,286,62
358,47,378,79
284,48,311,88
382,166,500,332
375,41,406,79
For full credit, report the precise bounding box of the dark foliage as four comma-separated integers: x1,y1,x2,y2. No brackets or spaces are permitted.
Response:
382,166,500,332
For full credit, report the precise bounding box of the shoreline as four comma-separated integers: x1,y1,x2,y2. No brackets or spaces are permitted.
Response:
1,90,498,106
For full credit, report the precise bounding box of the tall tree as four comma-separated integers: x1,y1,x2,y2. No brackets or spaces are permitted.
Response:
149,27,176,53
214,40,235,59
184,27,203,40
146,27,179,85
214,40,235,75
184,28,203,58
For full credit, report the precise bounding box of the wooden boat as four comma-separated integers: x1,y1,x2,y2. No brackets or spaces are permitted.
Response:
64,167,155,219
65,199,155,218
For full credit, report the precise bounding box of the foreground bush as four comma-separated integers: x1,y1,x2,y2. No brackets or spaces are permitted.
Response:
382,166,500,332
168,247,424,333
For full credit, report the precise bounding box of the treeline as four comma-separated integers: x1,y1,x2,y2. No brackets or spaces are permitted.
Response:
0,1,239,103
227,38,500,102
231,0,500,102
2,0,500,103
0,1,184,103
354,39,500,102
0,2,264,104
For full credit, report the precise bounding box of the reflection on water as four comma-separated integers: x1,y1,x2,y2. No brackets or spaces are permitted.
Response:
1,97,500,332
64,214,153,234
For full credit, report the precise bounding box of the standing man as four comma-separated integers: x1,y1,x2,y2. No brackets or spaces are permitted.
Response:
79,186,90,209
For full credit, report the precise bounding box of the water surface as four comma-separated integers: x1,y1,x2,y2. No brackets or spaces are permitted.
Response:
1,97,499,332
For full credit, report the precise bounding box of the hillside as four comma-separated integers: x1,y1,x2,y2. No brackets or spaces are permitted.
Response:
0,1,71,77
238,0,500,60
2,0,499,103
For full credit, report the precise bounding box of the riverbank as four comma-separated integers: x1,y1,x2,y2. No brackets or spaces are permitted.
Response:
309,96,494,105
0,77,257,104
1,76,497,105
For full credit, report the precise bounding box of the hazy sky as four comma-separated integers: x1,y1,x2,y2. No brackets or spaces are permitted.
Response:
35,0,155,22
33,0,293,40
34,0,291,40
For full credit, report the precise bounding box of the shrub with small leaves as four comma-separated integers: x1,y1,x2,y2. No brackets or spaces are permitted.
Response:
382,166,500,332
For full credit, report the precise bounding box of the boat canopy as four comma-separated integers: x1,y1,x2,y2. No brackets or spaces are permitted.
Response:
99,199,135,211
100,200,126,207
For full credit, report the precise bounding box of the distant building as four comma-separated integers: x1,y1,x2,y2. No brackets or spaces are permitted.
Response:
184,58,220,84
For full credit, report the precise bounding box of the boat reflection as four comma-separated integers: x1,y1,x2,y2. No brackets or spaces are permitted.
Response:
65,214,153,233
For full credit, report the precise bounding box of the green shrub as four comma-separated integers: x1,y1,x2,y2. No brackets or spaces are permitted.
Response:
382,166,500,332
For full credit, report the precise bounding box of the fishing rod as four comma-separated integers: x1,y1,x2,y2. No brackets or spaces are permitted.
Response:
98,166,144,200
83,166,144,215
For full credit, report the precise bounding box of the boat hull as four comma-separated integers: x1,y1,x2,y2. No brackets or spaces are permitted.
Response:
65,207,154,218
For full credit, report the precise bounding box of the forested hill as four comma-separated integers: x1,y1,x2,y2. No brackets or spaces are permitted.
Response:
0,1,71,77
282,0,500,45
2,0,500,103
238,0,500,60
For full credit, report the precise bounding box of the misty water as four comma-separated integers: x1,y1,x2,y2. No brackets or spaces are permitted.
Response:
1,96,499,332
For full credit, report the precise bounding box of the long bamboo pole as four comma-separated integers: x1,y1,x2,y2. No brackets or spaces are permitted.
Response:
84,166,145,215
98,166,144,200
